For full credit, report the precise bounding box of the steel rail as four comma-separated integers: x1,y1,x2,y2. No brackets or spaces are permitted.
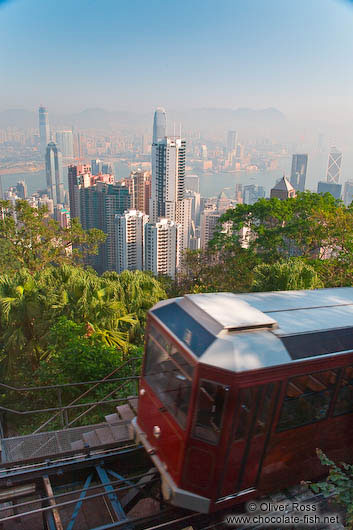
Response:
0,471,158,514
0,474,161,524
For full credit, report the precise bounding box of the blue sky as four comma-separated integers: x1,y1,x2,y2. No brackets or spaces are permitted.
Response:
1,0,353,118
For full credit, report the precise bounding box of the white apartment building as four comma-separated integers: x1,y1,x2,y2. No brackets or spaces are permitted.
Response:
115,209,149,273
144,218,181,278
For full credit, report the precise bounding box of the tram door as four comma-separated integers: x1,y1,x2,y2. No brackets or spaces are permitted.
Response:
220,383,279,498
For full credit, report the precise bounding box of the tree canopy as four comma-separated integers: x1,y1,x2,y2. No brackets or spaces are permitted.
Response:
0,200,106,273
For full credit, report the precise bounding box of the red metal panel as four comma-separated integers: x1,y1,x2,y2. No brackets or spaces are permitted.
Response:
138,380,185,481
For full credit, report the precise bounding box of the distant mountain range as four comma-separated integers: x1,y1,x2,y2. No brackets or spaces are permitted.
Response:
0,107,287,135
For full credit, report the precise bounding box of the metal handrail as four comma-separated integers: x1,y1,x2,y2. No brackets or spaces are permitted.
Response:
1,354,142,435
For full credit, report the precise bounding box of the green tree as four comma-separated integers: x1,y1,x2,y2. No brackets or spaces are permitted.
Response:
0,200,106,273
212,192,344,262
306,449,353,529
253,258,323,292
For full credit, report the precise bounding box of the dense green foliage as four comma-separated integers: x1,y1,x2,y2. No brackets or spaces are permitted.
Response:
306,449,353,529
0,203,166,433
0,200,106,273
170,192,353,297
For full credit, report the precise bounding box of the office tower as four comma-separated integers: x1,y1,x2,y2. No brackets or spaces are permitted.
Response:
152,107,167,143
227,131,238,154
16,180,27,199
317,181,342,200
55,130,74,158
327,147,342,184
343,181,353,206
0,175,4,200
39,106,50,155
185,174,200,194
243,185,266,205
270,176,296,201
290,154,308,192
91,159,103,175
200,209,220,249
45,142,64,205
68,164,91,218
79,182,131,273
144,219,181,278
131,170,151,215
115,209,149,273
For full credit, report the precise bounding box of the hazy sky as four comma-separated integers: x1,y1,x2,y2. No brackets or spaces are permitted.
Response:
1,0,353,119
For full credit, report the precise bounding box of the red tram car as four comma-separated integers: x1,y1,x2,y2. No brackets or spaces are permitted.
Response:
132,288,353,513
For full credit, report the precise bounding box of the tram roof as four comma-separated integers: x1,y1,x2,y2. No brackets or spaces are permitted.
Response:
151,288,353,372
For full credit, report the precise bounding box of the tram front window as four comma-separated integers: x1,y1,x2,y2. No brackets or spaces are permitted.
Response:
144,324,194,429
193,380,228,445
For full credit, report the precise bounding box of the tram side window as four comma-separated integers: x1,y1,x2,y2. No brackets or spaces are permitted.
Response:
144,326,194,429
193,380,228,445
234,387,257,440
334,365,353,416
277,370,337,432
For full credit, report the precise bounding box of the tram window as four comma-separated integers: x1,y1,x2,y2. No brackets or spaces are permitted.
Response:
334,365,353,416
277,370,338,432
193,380,228,444
144,326,194,429
234,387,257,441
254,383,276,436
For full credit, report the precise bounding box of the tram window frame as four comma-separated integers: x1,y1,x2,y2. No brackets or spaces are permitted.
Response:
333,365,353,417
144,324,194,429
192,379,229,445
277,369,338,432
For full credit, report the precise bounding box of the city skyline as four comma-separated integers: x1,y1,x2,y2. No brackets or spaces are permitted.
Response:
1,0,353,122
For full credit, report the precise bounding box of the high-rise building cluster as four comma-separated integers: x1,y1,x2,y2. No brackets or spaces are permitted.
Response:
67,108,201,277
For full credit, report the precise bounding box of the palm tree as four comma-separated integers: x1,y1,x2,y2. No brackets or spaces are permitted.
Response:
0,270,54,376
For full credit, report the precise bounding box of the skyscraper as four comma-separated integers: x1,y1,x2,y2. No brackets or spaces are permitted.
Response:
150,136,186,222
290,154,308,192
16,180,27,199
79,182,131,273
144,219,181,278
55,130,74,158
131,170,151,214
227,130,238,153
68,164,91,218
45,142,64,205
115,209,148,273
327,147,342,184
152,107,166,144
343,180,353,206
0,175,3,200
39,106,50,155
317,181,342,200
